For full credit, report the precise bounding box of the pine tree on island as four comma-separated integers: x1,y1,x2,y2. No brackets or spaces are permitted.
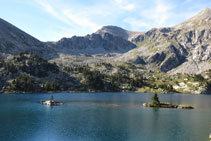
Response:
151,92,160,106
50,96,54,102
143,92,193,109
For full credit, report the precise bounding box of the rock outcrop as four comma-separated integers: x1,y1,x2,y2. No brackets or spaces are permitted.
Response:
117,8,211,73
96,25,143,41
49,33,136,55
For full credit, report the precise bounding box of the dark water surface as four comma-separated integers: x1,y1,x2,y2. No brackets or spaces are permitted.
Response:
0,93,210,141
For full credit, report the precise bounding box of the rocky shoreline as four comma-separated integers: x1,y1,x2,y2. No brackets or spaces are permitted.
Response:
143,102,194,109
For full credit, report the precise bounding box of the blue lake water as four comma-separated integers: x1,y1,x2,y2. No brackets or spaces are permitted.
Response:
0,92,210,141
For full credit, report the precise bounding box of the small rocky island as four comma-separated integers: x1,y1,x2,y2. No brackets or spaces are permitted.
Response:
209,133,211,141
143,92,194,109
41,96,63,106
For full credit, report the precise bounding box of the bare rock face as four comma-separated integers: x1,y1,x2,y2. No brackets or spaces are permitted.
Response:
0,18,136,60
118,8,211,73
51,33,136,55
175,8,211,30
160,54,185,72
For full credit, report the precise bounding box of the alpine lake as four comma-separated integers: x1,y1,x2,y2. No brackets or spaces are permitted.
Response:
0,92,210,141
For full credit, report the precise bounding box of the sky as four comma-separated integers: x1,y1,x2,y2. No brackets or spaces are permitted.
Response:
0,0,210,41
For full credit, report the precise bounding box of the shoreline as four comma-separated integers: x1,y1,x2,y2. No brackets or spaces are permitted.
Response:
143,102,194,109
0,91,210,95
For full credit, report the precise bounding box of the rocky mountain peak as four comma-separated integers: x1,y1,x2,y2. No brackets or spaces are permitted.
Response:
96,25,143,41
96,26,130,40
52,32,136,55
189,8,211,22
175,8,211,30
118,8,211,74
0,18,55,59
0,18,40,43
199,8,211,18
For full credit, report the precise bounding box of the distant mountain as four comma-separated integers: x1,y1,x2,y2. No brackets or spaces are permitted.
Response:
49,32,136,55
117,8,211,74
1,8,211,94
0,8,211,74
0,18,55,59
0,18,137,58
96,25,143,41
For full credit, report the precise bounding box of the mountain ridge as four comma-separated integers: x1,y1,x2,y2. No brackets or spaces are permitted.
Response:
117,8,211,74
0,18,56,59
49,32,136,55
0,8,211,74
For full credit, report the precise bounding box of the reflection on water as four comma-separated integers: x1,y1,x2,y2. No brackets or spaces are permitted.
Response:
0,92,210,141
64,101,143,109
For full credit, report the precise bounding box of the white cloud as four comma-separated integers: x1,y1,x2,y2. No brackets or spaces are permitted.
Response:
63,10,100,31
115,0,123,4
35,0,101,37
124,18,150,30
123,4,135,11
154,0,170,24
37,1,56,17
141,0,173,26
114,0,135,11
32,0,210,41
35,0,74,27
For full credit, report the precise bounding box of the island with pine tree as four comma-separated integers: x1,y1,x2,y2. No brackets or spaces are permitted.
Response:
143,92,194,109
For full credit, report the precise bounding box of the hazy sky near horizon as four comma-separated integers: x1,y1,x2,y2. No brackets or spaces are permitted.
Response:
0,0,210,41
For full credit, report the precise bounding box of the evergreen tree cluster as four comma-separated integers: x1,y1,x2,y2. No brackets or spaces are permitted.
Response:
151,92,160,105
0,60,17,73
82,70,105,90
9,74,34,92
14,52,59,77
43,81,60,91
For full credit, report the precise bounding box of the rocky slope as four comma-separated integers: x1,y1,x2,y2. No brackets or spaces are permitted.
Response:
0,18,136,64
1,53,211,94
0,52,80,93
49,32,136,55
0,8,211,74
0,18,56,59
117,8,211,74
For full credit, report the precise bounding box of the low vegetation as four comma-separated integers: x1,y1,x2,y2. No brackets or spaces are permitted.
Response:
1,52,211,94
